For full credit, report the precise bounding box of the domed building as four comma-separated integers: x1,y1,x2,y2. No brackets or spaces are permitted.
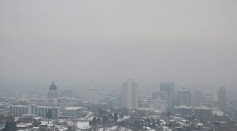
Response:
48,81,59,106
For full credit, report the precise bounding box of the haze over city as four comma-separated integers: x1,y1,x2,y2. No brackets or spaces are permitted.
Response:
1,1,237,131
1,1,237,93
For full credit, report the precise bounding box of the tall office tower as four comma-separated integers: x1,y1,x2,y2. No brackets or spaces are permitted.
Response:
193,89,203,106
152,92,159,100
48,81,59,106
87,88,98,104
177,90,192,107
218,86,227,112
160,82,175,112
121,79,137,109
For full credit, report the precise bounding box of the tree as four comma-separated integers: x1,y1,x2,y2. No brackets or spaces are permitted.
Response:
150,121,156,129
98,108,105,117
157,119,161,125
32,119,41,127
89,117,97,126
17,116,34,123
92,117,96,125
114,112,118,122
145,118,151,127
108,113,113,120
96,117,101,125
166,111,171,118
4,122,16,131
4,116,16,131
0,115,6,126
68,125,76,131
119,113,124,119
102,116,108,124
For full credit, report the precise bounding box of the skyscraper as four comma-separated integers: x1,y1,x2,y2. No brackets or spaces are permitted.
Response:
87,88,98,104
177,90,192,107
160,82,175,112
218,86,227,112
48,81,59,106
193,89,203,106
121,79,137,109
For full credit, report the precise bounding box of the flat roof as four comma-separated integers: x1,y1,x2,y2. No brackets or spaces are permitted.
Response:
65,107,82,110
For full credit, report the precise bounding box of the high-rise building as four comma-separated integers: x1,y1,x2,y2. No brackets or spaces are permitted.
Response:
152,92,159,100
218,86,227,112
177,90,192,107
87,88,98,104
48,81,59,106
121,79,137,109
193,89,203,106
160,82,175,112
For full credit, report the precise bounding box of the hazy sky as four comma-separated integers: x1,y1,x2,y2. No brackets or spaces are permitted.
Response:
0,0,237,93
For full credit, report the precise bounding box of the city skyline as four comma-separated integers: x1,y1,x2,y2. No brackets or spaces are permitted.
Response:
1,1,237,130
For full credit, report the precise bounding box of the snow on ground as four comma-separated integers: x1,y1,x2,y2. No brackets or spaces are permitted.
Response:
78,112,93,121
77,121,90,130
118,115,130,122
97,126,133,131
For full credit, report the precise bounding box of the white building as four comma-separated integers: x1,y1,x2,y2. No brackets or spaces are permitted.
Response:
29,105,60,118
174,105,192,116
8,104,60,118
8,105,28,117
62,107,86,118
121,79,137,109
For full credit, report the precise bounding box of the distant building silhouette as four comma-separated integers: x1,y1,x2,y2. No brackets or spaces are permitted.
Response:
87,88,98,104
48,81,59,106
160,82,175,112
60,90,73,97
177,90,191,107
121,79,137,109
152,92,159,100
193,89,203,106
218,86,227,112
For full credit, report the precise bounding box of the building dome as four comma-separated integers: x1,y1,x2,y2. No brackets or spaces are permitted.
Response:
49,81,57,90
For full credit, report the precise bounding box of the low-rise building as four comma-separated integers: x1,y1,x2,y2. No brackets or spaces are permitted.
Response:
30,105,60,118
174,106,192,116
8,105,28,117
7,104,60,118
62,107,86,118
194,107,212,121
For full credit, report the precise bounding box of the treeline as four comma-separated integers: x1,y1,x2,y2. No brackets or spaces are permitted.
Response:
89,112,118,126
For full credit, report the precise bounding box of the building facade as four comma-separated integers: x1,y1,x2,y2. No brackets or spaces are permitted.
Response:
8,105,60,118
121,79,137,109
62,107,86,118
30,105,60,118
218,86,227,112
48,81,59,106
87,88,98,104
160,82,175,112
194,107,212,121
8,105,28,117
177,90,192,107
